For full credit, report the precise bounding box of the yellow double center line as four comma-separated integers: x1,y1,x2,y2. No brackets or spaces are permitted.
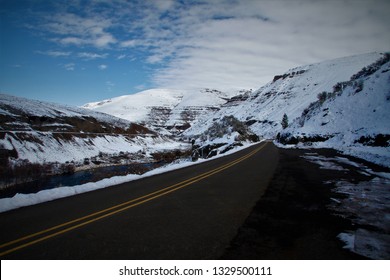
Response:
0,142,267,257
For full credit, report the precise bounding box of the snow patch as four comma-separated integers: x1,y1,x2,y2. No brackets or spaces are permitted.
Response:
330,167,390,259
301,151,390,259
0,142,260,213
338,230,390,260
338,232,355,250
301,155,348,171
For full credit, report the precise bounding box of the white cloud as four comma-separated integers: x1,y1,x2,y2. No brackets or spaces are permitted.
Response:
36,0,390,91
94,33,117,48
154,0,175,11
77,52,108,59
144,0,390,89
58,36,86,46
120,39,139,48
105,81,115,92
146,53,167,64
63,63,75,71
98,64,107,70
36,50,71,57
44,12,116,48
135,84,147,91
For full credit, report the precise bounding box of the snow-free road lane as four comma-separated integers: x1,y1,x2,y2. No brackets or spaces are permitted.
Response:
0,142,278,259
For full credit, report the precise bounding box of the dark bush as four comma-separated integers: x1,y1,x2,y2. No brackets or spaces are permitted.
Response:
278,132,299,145
151,149,191,163
356,134,390,147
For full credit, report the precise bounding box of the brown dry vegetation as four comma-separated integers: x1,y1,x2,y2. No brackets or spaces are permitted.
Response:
151,149,192,163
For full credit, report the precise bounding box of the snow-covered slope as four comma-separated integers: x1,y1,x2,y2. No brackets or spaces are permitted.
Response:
186,52,383,137
83,88,238,133
0,93,133,129
0,94,183,166
83,89,184,124
83,52,389,166
281,53,390,166
184,52,390,166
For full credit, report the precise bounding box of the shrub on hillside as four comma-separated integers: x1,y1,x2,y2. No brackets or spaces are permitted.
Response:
201,115,258,142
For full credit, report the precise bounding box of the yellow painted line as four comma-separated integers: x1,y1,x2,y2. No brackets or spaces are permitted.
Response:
0,143,262,250
0,142,267,257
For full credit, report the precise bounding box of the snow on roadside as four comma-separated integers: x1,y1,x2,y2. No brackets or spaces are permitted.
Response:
302,152,390,259
0,141,261,213
301,155,348,171
332,178,390,229
338,229,390,260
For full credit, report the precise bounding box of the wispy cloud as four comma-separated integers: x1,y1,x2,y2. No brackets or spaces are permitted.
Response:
63,63,75,71
143,0,390,89
120,39,141,48
77,52,108,60
36,50,71,57
43,12,116,48
135,84,146,91
33,0,390,90
105,81,115,92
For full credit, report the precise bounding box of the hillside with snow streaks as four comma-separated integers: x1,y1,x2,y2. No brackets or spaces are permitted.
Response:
185,52,383,138
2,132,178,164
0,94,183,166
282,54,390,166
184,52,390,166
0,93,131,129
83,88,238,132
83,89,185,125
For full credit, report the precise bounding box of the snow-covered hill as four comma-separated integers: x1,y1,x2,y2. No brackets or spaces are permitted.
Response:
0,93,148,132
0,94,184,172
83,88,239,133
280,53,390,166
83,89,184,125
83,52,389,166
186,52,384,136
185,52,390,166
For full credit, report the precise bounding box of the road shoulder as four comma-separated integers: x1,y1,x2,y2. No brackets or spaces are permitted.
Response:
222,146,390,259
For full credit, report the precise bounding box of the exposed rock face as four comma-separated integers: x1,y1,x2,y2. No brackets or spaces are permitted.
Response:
83,88,239,134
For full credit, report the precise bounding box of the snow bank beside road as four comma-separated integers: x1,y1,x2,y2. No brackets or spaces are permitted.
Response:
0,142,260,213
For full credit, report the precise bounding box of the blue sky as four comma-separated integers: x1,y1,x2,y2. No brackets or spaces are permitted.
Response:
1,0,389,106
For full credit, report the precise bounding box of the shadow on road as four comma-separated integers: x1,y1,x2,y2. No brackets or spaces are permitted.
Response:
222,147,390,259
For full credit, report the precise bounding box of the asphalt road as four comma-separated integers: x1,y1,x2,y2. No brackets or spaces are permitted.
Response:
0,141,278,259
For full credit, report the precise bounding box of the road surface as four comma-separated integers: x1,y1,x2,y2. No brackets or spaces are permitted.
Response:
0,141,278,259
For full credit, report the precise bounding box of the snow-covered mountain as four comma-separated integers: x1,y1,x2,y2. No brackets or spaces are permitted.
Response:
0,94,183,167
184,52,390,166
83,88,241,133
186,52,384,136
83,89,184,126
280,53,390,166
83,52,389,166
0,93,145,133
